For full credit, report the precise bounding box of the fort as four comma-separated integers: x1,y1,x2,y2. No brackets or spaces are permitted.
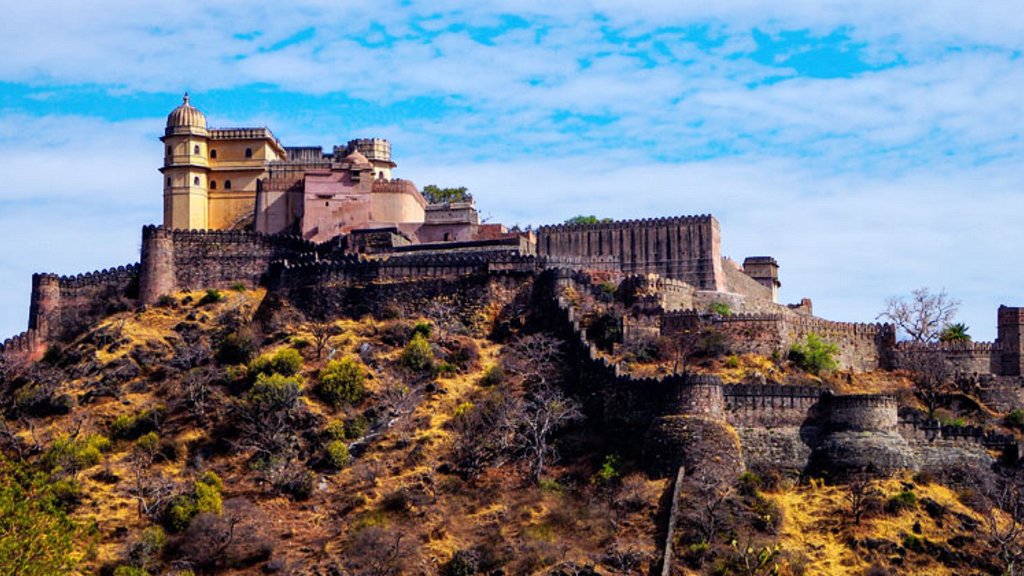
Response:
3,95,1023,481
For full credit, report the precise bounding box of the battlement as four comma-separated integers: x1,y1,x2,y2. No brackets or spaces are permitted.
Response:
893,340,1003,353
209,127,280,143
536,214,715,234
40,264,140,289
371,179,420,195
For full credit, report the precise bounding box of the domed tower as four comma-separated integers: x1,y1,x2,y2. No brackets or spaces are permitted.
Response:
160,93,210,230
344,138,396,180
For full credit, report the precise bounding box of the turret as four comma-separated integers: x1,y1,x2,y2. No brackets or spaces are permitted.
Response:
160,93,210,230
742,256,780,302
998,306,1024,376
343,138,396,180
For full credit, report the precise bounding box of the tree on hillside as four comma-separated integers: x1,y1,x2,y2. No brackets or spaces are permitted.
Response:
564,215,613,225
422,185,470,205
877,287,960,343
899,350,954,418
981,470,1024,576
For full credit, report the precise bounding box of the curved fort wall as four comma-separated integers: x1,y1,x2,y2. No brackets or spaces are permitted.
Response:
662,310,896,372
536,216,726,292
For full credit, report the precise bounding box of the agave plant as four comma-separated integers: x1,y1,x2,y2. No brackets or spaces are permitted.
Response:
939,322,971,342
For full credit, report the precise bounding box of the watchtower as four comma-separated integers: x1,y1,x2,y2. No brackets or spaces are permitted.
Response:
742,256,780,303
998,306,1024,376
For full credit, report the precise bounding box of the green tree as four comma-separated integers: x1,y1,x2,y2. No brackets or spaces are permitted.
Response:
939,322,971,343
0,456,92,574
564,215,613,225
422,185,470,205
788,333,838,375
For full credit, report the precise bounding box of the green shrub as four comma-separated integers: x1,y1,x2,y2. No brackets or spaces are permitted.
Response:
1007,409,1024,430
591,454,621,486
738,471,763,496
902,533,924,552
157,294,177,308
135,432,159,453
400,333,434,372
290,337,311,350
412,321,433,339
216,331,257,365
325,420,347,441
344,415,369,440
41,433,110,475
164,494,198,533
539,478,564,494
163,473,224,532
198,471,224,493
317,357,367,408
452,402,475,419
708,302,732,316
229,282,247,292
725,354,740,369
887,490,918,514
326,440,351,470
788,333,838,375
435,361,458,378
110,407,164,440
478,365,504,387
247,373,303,406
114,566,148,576
194,481,222,515
198,289,224,305
249,347,303,377
941,417,966,428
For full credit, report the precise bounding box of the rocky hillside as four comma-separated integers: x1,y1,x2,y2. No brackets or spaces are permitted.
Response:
0,287,1017,575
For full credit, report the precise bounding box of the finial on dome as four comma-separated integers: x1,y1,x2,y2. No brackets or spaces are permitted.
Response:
183,92,190,105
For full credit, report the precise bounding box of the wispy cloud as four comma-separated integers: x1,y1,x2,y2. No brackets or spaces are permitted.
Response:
1,1,1023,342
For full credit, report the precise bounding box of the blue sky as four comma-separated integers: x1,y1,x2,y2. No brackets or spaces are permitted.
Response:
2,1,1024,341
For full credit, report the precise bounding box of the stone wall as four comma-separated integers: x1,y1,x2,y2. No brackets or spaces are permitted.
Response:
26,264,139,345
662,311,895,372
138,225,319,304
891,341,1001,374
536,216,726,291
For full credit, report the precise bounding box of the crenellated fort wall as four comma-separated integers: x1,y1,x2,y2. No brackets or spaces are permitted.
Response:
536,216,726,291
138,225,319,304
661,310,895,372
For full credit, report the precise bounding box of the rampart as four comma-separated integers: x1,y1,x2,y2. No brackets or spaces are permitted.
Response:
25,264,139,346
138,225,319,304
662,310,895,372
892,341,1002,374
537,216,726,291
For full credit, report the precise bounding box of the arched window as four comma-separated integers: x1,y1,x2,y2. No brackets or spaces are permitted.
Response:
210,149,217,159
193,144,200,154
193,176,200,186
166,146,171,156
166,177,171,186
210,181,217,190
245,148,253,158
224,180,232,190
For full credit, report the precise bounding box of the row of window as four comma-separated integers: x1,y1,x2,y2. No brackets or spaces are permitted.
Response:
166,177,232,189
165,146,253,158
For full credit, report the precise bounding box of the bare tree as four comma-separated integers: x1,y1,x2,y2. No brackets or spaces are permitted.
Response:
981,472,1024,576
878,287,960,343
899,350,955,418
308,320,337,360
343,526,417,576
502,333,565,389
517,383,583,482
683,468,735,546
845,468,881,526
183,367,215,423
